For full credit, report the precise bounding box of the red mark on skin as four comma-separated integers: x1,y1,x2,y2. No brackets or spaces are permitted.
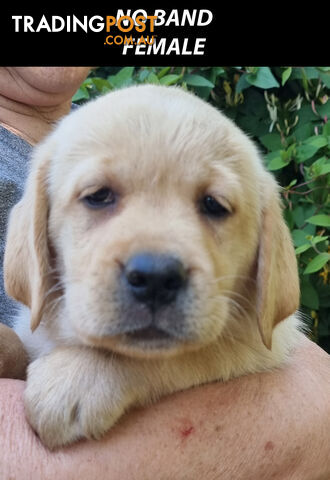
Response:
172,417,195,443
180,425,195,439
265,441,275,451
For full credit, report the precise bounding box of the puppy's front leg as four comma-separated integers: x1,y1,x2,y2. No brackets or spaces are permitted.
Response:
24,345,219,450
24,346,145,450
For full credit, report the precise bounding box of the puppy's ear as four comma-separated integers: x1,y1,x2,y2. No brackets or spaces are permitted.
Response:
4,139,55,332
256,177,300,350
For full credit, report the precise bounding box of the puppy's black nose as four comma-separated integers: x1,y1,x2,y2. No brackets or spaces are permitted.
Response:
124,253,187,309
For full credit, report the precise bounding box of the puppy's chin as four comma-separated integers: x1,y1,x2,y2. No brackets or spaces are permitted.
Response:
75,328,204,359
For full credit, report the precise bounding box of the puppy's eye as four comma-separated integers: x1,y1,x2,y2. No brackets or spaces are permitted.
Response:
201,195,229,218
83,188,116,209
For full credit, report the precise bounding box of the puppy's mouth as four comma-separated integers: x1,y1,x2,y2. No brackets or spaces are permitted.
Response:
125,325,172,342
77,321,200,359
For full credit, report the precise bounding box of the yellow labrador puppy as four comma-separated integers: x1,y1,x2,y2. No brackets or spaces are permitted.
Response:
4,85,303,449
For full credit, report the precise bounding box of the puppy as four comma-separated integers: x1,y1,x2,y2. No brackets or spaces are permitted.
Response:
4,85,304,450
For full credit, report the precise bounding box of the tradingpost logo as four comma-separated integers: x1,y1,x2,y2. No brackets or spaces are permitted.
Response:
11,9,214,56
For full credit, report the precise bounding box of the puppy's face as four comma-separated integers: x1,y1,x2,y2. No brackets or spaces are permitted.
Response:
46,86,263,358
5,86,299,359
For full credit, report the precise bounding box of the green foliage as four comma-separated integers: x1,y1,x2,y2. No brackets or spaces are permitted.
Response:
73,66,330,352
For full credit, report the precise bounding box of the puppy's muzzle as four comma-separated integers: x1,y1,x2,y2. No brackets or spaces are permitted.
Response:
124,253,187,309
118,252,188,343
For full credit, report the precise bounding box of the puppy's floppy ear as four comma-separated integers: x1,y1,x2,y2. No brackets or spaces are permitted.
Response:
4,139,55,332
256,177,300,350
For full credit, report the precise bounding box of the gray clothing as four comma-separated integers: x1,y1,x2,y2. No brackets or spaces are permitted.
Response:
0,126,32,326
0,105,78,327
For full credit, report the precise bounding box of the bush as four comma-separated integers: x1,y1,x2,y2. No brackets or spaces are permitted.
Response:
73,66,330,352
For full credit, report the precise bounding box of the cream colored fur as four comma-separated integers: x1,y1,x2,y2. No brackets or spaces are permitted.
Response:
4,85,304,449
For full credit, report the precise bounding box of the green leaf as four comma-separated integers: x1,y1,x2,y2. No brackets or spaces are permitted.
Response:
323,122,330,136
235,73,251,93
295,243,313,255
294,234,328,254
296,136,328,162
183,74,214,88
283,143,296,161
268,156,290,170
292,206,307,228
212,67,225,77
304,135,328,148
282,67,292,86
317,163,330,175
283,208,295,230
146,73,160,84
90,77,111,92
246,67,280,89
72,85,89,102
208,67,225,85
306,214,330,227
290,67,320,80
157,67,171,79
108,67,135,88
159,74,182,86
138,69,151,82
300,280,319,309
296,104,319,126
284,179,298,190
296,144,317,162
303,253,330,274
319,71,330,88
266,150,290,170
312,235,329,245
307,156,330,177
259,133,283,151
293,122,314,142
292,229,309,246
317,102,330,118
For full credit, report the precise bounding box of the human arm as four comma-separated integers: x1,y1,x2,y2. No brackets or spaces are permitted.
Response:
0,337,329,480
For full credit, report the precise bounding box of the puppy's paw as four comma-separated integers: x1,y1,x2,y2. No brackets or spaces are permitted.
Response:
24,347,130,450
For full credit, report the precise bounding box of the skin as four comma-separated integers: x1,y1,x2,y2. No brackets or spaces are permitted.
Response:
0,68,330,479
0,338,329,480
0,67,91,144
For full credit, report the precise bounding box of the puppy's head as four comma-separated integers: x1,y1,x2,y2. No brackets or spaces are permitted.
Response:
4,85,299,358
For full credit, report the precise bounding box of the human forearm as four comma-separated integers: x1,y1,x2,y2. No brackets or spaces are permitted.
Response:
70,340,329,480
0,339,329,480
